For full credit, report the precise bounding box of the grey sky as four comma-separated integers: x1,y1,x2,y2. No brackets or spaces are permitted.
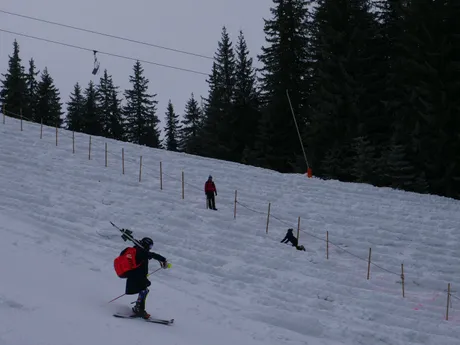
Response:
0,0,271,137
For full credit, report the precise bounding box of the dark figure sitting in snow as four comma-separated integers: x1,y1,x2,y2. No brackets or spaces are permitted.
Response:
281,228,305,251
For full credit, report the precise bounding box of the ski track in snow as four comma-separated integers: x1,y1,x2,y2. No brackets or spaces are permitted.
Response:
1,116,460,345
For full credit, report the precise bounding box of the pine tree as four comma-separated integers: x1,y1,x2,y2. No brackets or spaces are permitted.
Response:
374,0,411,184
109,89,125,141
252,0,311,172
65,83,85,132
123,61,161,148
96,69,124,140
200,26,236,159
82,81,102,136
395,0,460,197
308,0,380,180
35,67,63,127
0,40,27,118
180,93,203,154
384,135,419,191
351,136,376,184
321,146,341,180
231,30,261,163
163,100,180,151
25,58,40,122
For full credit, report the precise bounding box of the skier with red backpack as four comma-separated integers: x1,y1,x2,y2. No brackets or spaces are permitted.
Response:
114,232,169,319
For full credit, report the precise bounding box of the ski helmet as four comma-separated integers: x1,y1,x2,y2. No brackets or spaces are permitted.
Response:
140,237,154,250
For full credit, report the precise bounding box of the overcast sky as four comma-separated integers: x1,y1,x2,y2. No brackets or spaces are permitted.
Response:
0,0,271,137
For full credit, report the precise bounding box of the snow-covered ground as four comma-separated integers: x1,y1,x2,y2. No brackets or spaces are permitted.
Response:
1,115,460,345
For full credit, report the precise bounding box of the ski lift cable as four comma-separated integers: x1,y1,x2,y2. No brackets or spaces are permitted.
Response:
0,28,209,76
0,9,214,60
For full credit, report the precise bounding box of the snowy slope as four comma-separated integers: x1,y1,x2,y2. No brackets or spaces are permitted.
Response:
1,115,460,345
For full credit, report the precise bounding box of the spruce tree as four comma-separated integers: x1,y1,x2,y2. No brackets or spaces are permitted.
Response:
384,134,419,191
25,58,40,122
395,0,460,197
35,67,63,127
308,0,380,180
96,70,124,140
109,89,125,141
0,40,27,118
231,30,261,163
351,136,376,184
372,0,412,186
65,83,85,132
81,81,102,136
163,100,180,151
180,93,203,154
252,0,311,172
123,61,161,148
200,26,236,159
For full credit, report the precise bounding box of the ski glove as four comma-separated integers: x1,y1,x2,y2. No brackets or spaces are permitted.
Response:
160,260,169,269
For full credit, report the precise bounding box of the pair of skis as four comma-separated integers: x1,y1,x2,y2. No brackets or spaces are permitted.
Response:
113,313,174,325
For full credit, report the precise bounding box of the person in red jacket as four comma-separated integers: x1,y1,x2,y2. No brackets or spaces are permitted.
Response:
204,175,217,210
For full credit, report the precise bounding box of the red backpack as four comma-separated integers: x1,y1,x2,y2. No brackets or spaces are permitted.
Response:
114,247,141,278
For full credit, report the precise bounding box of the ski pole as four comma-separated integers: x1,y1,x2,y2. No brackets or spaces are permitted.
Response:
108,263,171,303
147,267,162,277
108,293,125,303
147,262,172,276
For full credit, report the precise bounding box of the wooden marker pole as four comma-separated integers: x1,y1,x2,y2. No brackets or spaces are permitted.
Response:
72,131,75,153
122,148,125,174
88,136,92,160
55,123,58,146
234,190,237,219
2,104,5,124
160,162,163,190
266,203,271,234
446,283,451,320
367,248,372,280
40,118,43,139
20,109,23,131
105,143,108,167
297,217,301,243
181,171,184,199
139,156,142,182
401,264,405,298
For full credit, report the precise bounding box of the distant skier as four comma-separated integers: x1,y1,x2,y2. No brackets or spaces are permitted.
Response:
114,236,169,319
281,228,305,251
204,175,217,210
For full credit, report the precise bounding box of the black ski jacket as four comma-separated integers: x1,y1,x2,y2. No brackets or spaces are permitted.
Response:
281,231,298,247
121,246,166,295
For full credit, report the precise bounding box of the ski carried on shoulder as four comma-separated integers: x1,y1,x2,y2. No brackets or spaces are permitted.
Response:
113,313,174,325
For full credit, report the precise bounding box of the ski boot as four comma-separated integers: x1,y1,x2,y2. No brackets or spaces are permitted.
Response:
132,303,150,319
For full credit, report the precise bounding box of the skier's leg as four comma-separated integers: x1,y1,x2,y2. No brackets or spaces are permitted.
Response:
133,288,150,318
206,193,212,209
139,288,149,311
212,195,217,210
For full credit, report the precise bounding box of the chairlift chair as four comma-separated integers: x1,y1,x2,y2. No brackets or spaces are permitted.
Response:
92,50,100,75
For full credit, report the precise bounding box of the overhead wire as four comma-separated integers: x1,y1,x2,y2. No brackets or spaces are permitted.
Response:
0,28,209,76
0,9,214,60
